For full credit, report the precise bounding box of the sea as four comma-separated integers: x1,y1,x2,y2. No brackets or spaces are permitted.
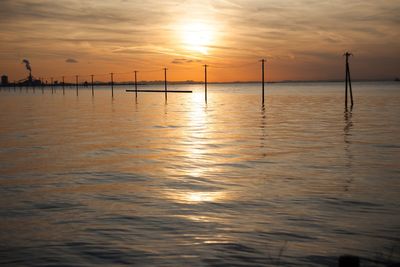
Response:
0,82,399,266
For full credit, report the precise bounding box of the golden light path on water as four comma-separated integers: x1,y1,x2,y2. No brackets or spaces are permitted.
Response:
164,92,229,209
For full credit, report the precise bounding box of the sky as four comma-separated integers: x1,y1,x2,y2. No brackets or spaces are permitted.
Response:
0,0,399,82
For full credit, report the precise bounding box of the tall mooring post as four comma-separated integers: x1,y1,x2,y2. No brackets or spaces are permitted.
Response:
75,75,79,96
134,70,138,99
62,76,65,95
164,68,168,101
51,77,54,94
260,59,266,105
344,52,354,108
111,73,114,98
204,64,208,103
91,75,94,96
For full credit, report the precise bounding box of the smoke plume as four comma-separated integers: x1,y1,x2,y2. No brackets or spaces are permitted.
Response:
22,59,32,72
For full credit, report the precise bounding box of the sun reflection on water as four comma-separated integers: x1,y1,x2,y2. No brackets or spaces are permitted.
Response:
185,191,225,203
165,190,228,204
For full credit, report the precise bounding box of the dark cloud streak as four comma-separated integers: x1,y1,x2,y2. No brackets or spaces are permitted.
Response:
65,58,78,63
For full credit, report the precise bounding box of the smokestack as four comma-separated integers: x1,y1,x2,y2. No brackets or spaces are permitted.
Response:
22,59,32,75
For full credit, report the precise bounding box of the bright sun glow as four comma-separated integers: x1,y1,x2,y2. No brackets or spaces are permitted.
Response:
181,22,214,54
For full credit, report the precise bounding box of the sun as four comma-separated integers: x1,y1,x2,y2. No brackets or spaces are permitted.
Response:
181,22,214,54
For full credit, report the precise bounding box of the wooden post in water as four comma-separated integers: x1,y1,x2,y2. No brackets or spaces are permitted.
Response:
164,68,168,101
347,53,354,107
75,75,79,96
344,52,354,108
62,76,65,95
345,56,348,108
41,78,44,94
260,59,266,105
134,70,138,99
204,64,208,103
91,75,94,96
111,72,114,98
51,77,54,94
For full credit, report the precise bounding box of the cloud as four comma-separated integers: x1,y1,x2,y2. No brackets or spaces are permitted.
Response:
172,58,202,64
0,0,399,80
66,58,78,63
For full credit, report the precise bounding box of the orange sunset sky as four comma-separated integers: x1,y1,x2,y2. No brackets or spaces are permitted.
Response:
1,0,399,82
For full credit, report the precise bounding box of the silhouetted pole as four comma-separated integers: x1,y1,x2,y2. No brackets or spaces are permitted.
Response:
347,53,354,107
111,72,114,98
349,68,353,107
164,68,168,101
344,52,354,108
41,78,44,94
261,59,265,105
51,77,54,94
134,70,138,99
204,64,208,103
62,76,65,95
91,75,94,96
75,75,79,96
345,56,348,108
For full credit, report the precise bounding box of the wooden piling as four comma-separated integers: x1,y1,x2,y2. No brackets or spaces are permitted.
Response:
345,58,348,108
344,52,354,108
204,64,208,103
91,75,94,96
51,77,54,94
164,68,168,101
75,75,79,96
62,76,65,95
134,71,138,99
347,61,353,107
111,72,114,98
261,59,265,105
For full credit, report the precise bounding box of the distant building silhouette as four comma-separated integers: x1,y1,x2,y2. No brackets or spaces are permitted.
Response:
1,75,8,86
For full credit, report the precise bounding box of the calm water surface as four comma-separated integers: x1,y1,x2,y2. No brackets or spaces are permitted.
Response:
0,82,399,266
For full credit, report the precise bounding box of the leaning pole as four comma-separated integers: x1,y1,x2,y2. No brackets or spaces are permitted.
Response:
344,52,354,108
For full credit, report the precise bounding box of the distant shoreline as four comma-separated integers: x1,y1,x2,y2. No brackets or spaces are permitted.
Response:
1,79,398,88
